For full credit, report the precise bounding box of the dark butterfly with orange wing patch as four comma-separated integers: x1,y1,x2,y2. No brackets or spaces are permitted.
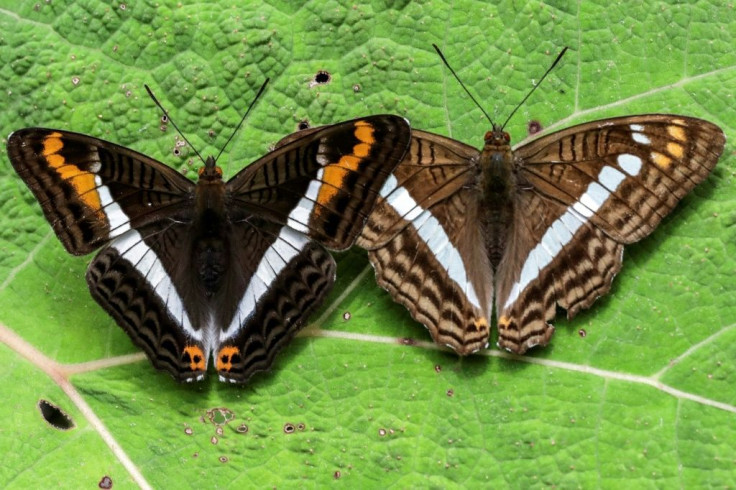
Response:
9,105,410,382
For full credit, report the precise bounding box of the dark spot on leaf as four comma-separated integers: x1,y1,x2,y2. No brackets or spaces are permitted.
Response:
71,77,80,86
297,119,310,131
378,428,387,437
184,427,193,435
236,423,249,434
119,3,126,10
399,337,416,346
297,423,305,431
578,329,587,338
334,470,341,479
352,84,361,93
193,452,199,458
215,426,223,436
434,364,442,373
160,114,168,123
283,423,296,434
173,148,180,156
527,120,542,135
211,436,218,445
208,129,216,138
38,399,75,430
446,389,454,397
98,476,113,489
313,70,331,85
219,456,228,463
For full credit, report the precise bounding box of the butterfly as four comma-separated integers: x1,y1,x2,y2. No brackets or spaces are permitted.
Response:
353,45,726,355
8,111,411,383
356,115,724,354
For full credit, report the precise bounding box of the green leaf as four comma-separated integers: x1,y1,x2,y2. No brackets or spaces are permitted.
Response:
1,0,735,487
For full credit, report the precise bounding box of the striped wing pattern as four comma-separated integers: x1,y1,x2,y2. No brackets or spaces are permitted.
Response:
359,115,725,355
8,115,411,383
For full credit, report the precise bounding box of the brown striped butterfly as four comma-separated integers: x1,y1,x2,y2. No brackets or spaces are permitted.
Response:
8,80,411,382
355,46,725,355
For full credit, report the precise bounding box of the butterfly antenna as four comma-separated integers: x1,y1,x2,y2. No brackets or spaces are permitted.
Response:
500,47,568,130
214,77,270,163
144,84,206,165
433,44,495,126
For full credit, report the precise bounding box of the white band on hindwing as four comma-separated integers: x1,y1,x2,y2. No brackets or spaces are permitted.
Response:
504,157,641,309
220,226,309,343
379,175,482,310
96,176,201,341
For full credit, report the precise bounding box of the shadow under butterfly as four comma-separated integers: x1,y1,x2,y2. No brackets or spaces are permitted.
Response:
7,80,412,383
281,47,726,356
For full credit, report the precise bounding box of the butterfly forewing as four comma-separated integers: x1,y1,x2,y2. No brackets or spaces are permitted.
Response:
8,129,195,255
516,115,725,243
228,115,411,250
360,114,724,355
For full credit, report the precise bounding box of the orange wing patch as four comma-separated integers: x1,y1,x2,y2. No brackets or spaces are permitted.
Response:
216,346,241,372
315,120,376,213
42,132,103,214
183,345,206,372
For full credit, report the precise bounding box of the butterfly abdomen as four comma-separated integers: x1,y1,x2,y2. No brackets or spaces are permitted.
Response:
192,179,230,296
480,145,515,268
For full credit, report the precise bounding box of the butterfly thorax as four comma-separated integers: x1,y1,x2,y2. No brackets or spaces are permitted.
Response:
479,128,515,268
192,157,229,297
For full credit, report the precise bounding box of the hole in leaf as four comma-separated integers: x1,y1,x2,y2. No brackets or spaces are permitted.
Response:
313,70,331,85
38,399,75,430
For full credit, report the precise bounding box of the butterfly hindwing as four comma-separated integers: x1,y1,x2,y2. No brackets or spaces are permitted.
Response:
358,131,493,353
86,222,210,382
215,225,336,383
359,115,724,355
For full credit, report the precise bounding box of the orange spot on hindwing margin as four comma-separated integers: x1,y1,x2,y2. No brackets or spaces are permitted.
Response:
183,345,206,371
314,120,376,215
42,132,103,215
473,317,489,332
216,346,241,372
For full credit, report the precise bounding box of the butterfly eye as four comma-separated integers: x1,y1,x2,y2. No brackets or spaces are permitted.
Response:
503,132,511,143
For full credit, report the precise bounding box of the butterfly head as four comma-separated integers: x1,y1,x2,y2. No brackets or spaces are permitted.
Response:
484,125,511,148
198,156,223,181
